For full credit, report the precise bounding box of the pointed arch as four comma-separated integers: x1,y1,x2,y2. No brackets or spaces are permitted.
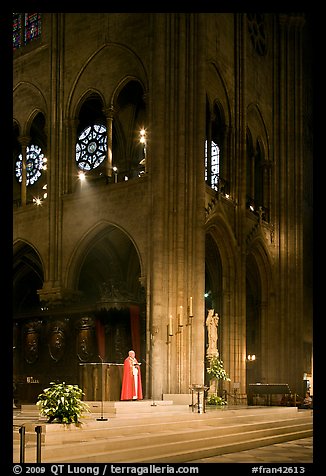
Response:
65,221,144,294
67,43,148,119
13,81,47,135
246,234,277,385
205,215,245,393
13,239,45,315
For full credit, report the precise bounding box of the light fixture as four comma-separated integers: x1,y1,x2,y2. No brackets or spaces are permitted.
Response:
138,128,147,175
33,197,42,206
189,296,193,317
139,128,146,144
78,171,86,181
113,166,118,183
178,306,184,327
247,354,256,361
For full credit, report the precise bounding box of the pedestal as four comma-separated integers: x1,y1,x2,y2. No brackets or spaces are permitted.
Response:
189,384,209,413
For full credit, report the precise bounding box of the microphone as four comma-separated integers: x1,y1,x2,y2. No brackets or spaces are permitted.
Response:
141,358,151,367
141,358,157,406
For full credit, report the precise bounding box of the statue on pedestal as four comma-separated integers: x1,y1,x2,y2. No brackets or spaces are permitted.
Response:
206,309,219,358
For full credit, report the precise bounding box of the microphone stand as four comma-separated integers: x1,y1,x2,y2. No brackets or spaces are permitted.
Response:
142,358,157,406
96,356,108,421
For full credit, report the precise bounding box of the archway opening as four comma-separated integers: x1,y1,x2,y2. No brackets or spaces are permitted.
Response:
76,225,146,376
246,253,262,388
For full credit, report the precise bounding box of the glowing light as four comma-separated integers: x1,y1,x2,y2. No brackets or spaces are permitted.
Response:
178,305,184,327
139,128,146,144
168,315,173,336
78,171,86,181
33,197,42,206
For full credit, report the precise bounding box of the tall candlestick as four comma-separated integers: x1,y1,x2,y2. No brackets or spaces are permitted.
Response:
179,306,183,327
189,296,193,317
168,314,173,336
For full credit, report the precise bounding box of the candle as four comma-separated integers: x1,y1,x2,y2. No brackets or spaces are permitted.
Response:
168,315,173,336
189,296,193,316
179,306,183,327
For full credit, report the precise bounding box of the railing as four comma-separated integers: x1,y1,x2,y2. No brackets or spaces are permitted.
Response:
246,196,270,222
13,424,43,463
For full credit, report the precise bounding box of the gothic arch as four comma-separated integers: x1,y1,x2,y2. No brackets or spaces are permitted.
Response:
13,81,47,135
246,235,277,385
206,62,232,126
246,102,270,160
205,216,244,392
247,234,274,295
65,221,144,295
13,239,45,315
74,89,106,120
206,217,239,284
67,43,148,118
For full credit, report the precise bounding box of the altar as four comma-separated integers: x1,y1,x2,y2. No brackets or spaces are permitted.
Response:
79,363,124,401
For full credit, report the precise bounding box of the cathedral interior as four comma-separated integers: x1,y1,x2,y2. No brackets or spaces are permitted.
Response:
12,12,313,406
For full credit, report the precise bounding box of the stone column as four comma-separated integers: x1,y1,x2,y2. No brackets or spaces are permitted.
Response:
103,106,115,180
18,136,30,207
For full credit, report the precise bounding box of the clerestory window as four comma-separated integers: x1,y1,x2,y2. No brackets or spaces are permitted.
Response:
205,140,220,191
13,13,42,50
75,124,107,171
15,144,47,186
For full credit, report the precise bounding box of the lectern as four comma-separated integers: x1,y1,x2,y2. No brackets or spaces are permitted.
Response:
79,363,124,401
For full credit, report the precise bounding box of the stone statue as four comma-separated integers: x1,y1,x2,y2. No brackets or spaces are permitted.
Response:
206,309,219,357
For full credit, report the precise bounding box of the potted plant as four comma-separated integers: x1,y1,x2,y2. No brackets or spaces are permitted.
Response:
206,356,231,406
36,381,90,424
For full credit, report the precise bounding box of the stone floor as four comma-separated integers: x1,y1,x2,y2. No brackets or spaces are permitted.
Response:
12,404,315,466
192,436,313,463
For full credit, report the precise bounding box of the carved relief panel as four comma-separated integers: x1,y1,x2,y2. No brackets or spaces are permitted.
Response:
76,316,96,362
23,320,42,364
47,320,67,362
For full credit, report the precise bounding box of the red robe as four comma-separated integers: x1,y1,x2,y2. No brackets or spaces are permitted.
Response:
120,356,143,400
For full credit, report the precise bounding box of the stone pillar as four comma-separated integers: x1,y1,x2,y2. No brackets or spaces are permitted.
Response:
103,106,115,179
18,136,30,207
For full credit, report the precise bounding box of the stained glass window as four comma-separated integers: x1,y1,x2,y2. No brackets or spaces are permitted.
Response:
13,13,22,50
205,140,220,191
24,13,42,44
15,145,45,185
76,124,107,171
13,13,41,50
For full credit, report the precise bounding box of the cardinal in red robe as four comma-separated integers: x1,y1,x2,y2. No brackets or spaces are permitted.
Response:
120,350,143,400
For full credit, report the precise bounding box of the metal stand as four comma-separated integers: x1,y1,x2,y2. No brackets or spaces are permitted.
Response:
35,425,42,463
19,425,25,463
142,358,157,406
96,356,108,421
189,384,209,413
